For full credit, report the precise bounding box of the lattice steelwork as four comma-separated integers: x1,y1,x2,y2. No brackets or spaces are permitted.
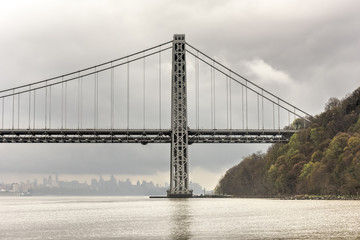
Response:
167,34,192,197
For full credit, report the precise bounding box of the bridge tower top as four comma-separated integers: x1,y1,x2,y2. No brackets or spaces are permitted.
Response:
173,34,185,41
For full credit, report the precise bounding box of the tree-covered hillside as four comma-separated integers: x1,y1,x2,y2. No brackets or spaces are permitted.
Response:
215,87,360,197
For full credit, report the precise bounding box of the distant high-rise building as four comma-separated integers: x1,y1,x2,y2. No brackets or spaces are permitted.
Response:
91,178,98,187
110,175,116,185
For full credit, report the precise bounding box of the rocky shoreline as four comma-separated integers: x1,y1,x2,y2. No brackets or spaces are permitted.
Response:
280,195,360,200
221,194,360,200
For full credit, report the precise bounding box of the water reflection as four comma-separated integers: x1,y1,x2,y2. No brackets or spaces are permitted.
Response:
169,199,192,240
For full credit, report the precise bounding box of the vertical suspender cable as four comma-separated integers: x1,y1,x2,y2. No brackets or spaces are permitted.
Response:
28,86,31,129
127,58,130,129
45,81,48,129
273,102,275,129
95,71,99,129
262,90,264,130
80,76,83,129
196,52,200,129
33,90,36,129
288,111,290,127
61,80,64,129
2,97,4,129
245,82,248,130
96,72,99,129
93,69,95,129
242,85,244,129
194,53,200,129
65,80,68,129
229,72,232,129
210,64,213,129
111,64,114,130
226,74,229,129
143,55,145,130
18,94,20,129
194,54,197,129
278,99,280,130
49,85,52,129
12,90,14,129
257,94,260,129
78,73,80,130
159,48,162,129
213,61,216,129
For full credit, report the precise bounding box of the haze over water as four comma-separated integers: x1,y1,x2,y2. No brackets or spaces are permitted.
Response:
1,196,360,239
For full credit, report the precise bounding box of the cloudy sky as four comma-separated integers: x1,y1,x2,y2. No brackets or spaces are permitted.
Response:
1,0,359,189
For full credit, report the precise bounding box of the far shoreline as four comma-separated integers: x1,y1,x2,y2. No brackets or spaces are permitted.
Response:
225,194,360,200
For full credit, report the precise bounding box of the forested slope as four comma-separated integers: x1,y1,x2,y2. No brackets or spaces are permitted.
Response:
215,87,360,196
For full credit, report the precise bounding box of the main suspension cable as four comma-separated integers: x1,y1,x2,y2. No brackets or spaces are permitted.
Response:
0,47,172,99
186,49,310,122
0,41,173,95
186,43,313,119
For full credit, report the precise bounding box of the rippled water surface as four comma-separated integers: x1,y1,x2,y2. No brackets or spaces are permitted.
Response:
1,196,360,239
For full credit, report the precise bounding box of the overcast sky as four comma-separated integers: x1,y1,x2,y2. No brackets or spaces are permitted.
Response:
1,0,359,189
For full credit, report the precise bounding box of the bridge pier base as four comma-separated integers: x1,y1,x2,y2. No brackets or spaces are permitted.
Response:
166,191,193,198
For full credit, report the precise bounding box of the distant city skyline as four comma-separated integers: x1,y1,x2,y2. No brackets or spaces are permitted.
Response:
1,173,170,188
0,174,207,196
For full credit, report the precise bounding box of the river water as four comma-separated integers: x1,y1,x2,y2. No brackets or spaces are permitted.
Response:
1,196,360,239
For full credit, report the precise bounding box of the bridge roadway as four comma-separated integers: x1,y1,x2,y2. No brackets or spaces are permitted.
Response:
0,129,296,144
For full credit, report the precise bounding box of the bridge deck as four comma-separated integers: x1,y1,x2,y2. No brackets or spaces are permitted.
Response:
0,129,296,144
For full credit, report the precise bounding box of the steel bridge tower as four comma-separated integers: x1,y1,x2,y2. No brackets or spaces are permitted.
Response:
167,34,193,197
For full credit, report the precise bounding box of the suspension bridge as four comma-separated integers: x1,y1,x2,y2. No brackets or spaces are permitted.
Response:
0,34,312,197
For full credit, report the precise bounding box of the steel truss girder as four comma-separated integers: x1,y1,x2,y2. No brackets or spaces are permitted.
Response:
188,129,295,143
0,129,171,144
0,129,295,144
